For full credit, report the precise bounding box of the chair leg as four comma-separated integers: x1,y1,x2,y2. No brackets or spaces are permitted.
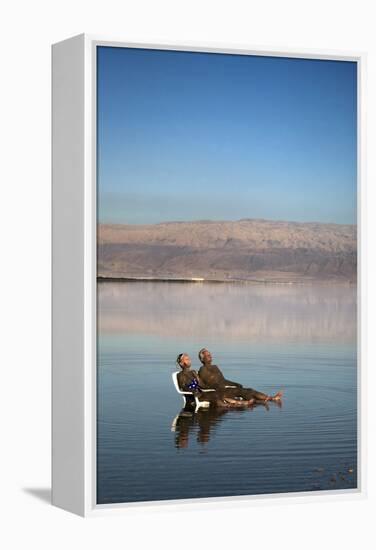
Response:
195,397,210,412
195,397,204,412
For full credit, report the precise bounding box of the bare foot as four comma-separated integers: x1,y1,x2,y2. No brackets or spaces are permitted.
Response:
271,391,283,402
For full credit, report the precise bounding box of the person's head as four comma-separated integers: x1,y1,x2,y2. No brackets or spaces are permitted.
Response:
198,348,212,365
176,353,191,369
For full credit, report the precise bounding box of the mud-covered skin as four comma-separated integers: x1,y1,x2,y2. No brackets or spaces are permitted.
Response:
177,368,253,407
198,363,269,401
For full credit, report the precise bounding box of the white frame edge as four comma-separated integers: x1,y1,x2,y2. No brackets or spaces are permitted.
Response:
51,33,367,517
52,34,86,516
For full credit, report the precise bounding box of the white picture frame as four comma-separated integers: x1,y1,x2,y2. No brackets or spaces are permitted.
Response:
52,33,366,517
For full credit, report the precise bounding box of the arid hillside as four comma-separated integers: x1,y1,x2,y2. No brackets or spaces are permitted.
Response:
97,219,357,283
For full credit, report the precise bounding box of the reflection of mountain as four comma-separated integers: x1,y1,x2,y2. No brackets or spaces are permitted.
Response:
98,220,357,282
98,282,356,344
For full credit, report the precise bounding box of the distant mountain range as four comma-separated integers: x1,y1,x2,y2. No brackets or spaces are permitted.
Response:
97,219,357,283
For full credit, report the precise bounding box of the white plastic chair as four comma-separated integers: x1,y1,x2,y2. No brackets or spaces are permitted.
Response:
172,371,215,412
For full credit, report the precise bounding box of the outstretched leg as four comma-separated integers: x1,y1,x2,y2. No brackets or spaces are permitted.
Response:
219,397,255,408
253,390,283,403
226,387,283,403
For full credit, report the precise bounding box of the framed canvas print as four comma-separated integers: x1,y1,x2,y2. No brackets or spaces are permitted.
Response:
52,34,366,516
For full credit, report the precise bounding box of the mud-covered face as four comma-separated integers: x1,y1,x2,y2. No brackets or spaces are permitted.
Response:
180,354,191,368
202,349,212,363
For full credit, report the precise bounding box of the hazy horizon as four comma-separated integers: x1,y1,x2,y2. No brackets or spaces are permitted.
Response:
98,216,357,227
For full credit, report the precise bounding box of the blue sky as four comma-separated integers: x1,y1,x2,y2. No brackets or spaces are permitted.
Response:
97,46,357,225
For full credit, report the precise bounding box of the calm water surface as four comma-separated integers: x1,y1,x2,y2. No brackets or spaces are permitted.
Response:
97,282,357,504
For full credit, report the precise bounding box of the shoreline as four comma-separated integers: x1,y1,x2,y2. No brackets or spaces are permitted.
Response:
97,276,356,286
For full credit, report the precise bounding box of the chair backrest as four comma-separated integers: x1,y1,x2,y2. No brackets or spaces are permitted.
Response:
172,371,186,394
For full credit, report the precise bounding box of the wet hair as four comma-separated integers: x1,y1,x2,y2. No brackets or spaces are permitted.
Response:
176,353,186,367
198,348,207,363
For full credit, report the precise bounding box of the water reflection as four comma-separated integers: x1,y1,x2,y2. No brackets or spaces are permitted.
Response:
98,282,356,344
171,401,282,449
172,407,235,448
97,281,357,503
